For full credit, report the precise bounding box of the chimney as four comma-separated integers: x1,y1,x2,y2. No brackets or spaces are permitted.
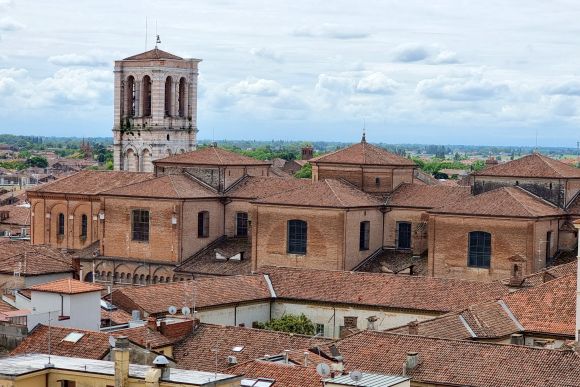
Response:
301,145,313,161
145,355,169,387
283,349,290,364
509,263,523,287
303,351,309,366
343,316,358,330
192,317,201,331
113,336,130,387
408,320,419,335
147,317,158,331
159,321,167,335
510,333,524,345
405,352,420,371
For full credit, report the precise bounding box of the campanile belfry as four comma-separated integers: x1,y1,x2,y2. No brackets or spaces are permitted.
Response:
112,47,201,171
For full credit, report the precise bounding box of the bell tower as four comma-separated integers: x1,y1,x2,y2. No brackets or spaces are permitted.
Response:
112,47,201,171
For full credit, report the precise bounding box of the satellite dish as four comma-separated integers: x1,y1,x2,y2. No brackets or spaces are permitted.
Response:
181,306,191,316
108,336,116,348
316,363,331,378
168,306,177,315
350,370,363,382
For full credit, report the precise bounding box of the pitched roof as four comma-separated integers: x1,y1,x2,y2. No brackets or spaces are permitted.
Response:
175,237,252,276
173,324,332,372
254,179,383,208
114,320,194,349
386,183,471,208
123,48,184,60
11,324,111,359
154,146,271,167
226,176,312,200
27,278,103,294
310,141,416,167
101,173,218,199
430,186,566,218
0,205,30,226
473,153,580,178
334,331,580,387
0,239,74,276
27,170,154,196
110,275,271,316
567,192,580,215
228,360,323,387
507,261,577,288
262,267,509,313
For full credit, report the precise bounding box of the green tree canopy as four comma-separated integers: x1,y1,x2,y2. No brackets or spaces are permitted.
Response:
255,313,315,335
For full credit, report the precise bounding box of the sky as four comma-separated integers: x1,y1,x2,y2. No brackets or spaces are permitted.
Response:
0,0,579,146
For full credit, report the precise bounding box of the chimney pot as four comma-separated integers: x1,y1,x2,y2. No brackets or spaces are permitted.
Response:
406,352,419,370
283,349,290,364
408,320,419,335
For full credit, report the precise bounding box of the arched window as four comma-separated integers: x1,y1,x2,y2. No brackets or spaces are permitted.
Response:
80,214,88,238
165,76,173,116
142,75,152,117
198,211,209,238
468,231,491,268
287,220,307,254
359,221,370,251
178,77,187,117
57,213,65,236
126,76,135,117
236,212,248,237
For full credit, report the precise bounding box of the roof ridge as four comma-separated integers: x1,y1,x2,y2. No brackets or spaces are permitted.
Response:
324,180,346,207
510,186,561,212
213,147,224,164
503,187,536,217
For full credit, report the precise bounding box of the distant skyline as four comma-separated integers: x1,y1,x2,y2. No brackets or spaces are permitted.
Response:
0,0,579,146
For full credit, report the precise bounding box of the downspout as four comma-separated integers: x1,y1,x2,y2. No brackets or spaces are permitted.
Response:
179,200,184,263
342,210,348,270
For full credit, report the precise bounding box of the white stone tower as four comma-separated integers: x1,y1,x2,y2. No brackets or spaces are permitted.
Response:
112,47,201,171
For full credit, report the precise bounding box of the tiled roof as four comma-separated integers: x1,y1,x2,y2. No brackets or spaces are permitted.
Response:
262,267,509,313
386,183,471,208
0,299,16,314
334,331,580,387
110,275,271,316
473,153,580,178
567,193,580,215
176,237,252,276
114,320,194,349
27,278,103,294
100,308,133,326
430,186,566,218
101,174,218,199
0,205,30,226
154,146,271,167
0,239,74,276
508,261,577,288
27,170,154,196
173,323,332,372
124,48,184,60
310,141,416,167
226,176,311,200
228,360,323,387
11,324,111,359
505,273,576,336
254,179,383,208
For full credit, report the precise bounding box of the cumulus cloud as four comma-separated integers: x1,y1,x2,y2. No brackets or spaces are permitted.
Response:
293,23,369,39
546,80,580,96
48,53,108,67
249,47,284,63
316,72,398,95
392,43,459,64
356,73,398,94
0,17,24,32
417,76,509,101
228,78,282,97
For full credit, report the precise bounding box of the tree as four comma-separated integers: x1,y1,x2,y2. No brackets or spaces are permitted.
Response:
255,313,315,335
294,163,312,179
26,156,48,168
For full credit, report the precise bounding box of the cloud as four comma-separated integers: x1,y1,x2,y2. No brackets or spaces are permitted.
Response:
227,78,282,97
48,53,108,67
356,73,398,94
293,23,369,39
0,17,24,32
249,47,284,63
417,76,509,101
316,74,355,94
547,80,580,96
392,43,459,64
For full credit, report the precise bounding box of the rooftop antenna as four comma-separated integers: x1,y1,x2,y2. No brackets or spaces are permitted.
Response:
155,20,161,48
361,119,366,143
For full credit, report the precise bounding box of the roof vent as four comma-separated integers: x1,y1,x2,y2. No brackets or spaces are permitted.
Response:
405,352,420,371
131,310,141,321
153,355,169,367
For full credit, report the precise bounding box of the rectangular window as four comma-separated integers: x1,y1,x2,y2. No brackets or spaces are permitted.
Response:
315,323,325,336
287,220,307,255
236,212,248,237
468,231,491,268
131,209,150,242
57,213,65,236
198,211,209,238
80,214,88,238
397,222,412,249
359,221,370,251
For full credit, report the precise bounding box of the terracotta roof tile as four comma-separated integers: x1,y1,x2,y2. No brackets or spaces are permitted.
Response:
334,331,580,387
262,267,509,313
226,176,312,200
254,179,382,208
0,239,74,276
110,275,271,316
176,237,252,276
228,360,323,387
0,205,30,226
386,183,471,208
100,308,133,326
27,278,103,294
0,299,16,314
27,170,154,196
101,173,218,199
173,324,333,372
509,261,577,288
123,48,184,60
11,324,111,359
430,186,566,218
310,141,416,167
114,320,193,349
473,153,580,178
154,146,271,167
567,193,580,215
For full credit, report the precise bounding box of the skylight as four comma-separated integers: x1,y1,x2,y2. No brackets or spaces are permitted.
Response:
232,345,245,352
62,332,84,343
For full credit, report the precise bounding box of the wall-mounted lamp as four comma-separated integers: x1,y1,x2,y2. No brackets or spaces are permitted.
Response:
99,211,105,220
171,215,178,225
